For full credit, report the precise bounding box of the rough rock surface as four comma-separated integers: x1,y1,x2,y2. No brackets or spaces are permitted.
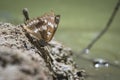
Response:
0,22,52,80
0,22,85,80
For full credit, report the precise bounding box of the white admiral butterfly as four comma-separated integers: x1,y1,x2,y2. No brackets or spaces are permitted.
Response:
21,8,60,46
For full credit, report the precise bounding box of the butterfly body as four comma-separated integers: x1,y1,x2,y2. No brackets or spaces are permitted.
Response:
22,11,60,45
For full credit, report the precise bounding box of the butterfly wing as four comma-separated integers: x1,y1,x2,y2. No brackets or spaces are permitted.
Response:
38,12,60,42
23,11,60,43
45,15,60,42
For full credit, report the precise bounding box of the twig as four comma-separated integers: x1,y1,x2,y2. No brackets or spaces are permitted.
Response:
80,0,120,54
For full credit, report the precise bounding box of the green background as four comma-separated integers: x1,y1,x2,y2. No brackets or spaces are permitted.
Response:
0,0,120,80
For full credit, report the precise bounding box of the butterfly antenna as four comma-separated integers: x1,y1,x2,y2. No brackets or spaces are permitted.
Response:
23,8,30,21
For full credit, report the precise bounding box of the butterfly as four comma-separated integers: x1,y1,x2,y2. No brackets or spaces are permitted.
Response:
21,9,60,46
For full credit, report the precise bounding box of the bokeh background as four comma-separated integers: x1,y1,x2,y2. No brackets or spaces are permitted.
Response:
0,0,120,80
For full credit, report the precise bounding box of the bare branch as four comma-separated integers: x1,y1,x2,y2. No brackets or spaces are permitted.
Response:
80,0,120,54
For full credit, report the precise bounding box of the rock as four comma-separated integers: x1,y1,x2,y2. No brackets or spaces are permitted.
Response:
0,22,52,80
0,22,85,80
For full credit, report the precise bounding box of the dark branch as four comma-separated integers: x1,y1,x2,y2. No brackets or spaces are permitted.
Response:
80,0,120,54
